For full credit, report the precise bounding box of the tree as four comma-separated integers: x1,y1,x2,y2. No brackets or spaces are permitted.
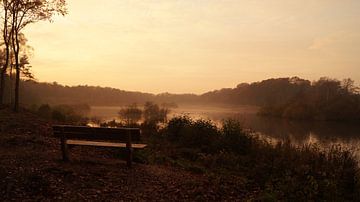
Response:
143,101,169,126
0,0,12,105
1,32,33,105
8,0,66,112
313,77,341,103
118,103,142,126
341,78,359,94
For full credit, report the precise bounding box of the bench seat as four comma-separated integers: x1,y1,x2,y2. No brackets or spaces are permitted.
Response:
67,140,147,149
53,125,146,167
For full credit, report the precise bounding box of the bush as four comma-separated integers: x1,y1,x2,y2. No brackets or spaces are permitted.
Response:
220,119,252,154
37,104,51,119
165,116,219,152
34,104,88,124
166,115,193,142
99,119,125,128
187,119,219,150
51,105,84,123
149,116,360,200
51,109,66,122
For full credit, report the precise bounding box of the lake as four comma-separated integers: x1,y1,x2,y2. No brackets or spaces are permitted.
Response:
90,105,360,160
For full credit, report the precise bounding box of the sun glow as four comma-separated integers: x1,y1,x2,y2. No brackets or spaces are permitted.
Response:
24,0,360,93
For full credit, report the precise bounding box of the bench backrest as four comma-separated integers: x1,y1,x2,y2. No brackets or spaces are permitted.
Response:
53,125,141,143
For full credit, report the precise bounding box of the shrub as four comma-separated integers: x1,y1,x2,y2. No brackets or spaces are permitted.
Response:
37,104,51,119
166,115,193,142
187,119,219,150
51,109,66,122
151,116,360,200
51,105,84,123
165,116,219,152
34,104,89,124
220,119,252,154
100,119,125,128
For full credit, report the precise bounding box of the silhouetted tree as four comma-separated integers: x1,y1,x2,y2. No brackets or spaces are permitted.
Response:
258,77,360,120
143,101,169,126
7,0,66,112
0,0,12,105
342,78,359,94
118,103,142,126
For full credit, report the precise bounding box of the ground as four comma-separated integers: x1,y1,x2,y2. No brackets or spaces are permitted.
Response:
0,109,247,201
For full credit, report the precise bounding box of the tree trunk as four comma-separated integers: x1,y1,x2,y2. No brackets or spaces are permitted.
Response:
9,64,13,105
0,70,5,105
0,2,10,105
14,61,19,112
13,42,20,112
0,45,10,105
13,27,20,112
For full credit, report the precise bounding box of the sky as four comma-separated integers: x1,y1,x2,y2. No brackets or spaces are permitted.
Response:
24,0,360,94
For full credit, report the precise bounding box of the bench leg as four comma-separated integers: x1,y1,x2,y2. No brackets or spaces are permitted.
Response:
126,147,133,167
126,131,132,168
61,138,69,162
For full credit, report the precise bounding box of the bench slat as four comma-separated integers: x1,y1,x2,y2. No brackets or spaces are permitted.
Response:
53,125,146,166
66,140,147,149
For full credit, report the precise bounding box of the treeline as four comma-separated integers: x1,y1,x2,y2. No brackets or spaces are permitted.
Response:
258,78,360,120
202,77,313,106
19,80,155,106
11,77,360,115
16,79,200,106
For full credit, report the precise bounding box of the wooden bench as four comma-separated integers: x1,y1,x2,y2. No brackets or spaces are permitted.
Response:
53,125,147,167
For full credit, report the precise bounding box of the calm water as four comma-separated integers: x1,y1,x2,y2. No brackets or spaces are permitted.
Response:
90,105,360,160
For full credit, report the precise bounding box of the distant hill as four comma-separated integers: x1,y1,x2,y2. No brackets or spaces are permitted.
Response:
11,76,358,108
18,80,200,106
201,77,312,106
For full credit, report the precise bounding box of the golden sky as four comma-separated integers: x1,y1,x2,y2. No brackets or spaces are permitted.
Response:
24,0,360,94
